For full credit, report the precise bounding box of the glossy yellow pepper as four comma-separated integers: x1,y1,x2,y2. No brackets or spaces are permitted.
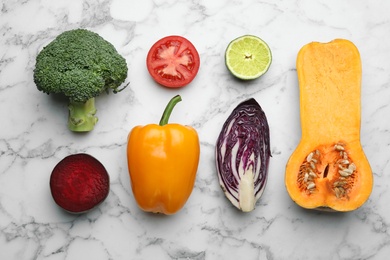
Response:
127,95,200,215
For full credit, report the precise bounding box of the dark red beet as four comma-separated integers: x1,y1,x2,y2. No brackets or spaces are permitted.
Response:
50,153,110,213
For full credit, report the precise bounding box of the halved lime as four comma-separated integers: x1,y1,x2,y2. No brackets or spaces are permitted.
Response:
225,35,272,80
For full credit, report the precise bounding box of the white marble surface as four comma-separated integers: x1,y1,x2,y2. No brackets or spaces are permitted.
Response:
1,0,389,259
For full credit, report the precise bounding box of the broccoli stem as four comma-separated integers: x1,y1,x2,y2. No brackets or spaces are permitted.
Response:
67,98,98,132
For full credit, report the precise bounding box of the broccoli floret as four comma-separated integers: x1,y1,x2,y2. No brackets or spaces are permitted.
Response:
33,29,128,132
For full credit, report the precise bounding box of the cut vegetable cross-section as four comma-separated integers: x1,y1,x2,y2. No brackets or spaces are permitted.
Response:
50,153,110,214
285,39,373,212
225,35,272,80
215,98,271,212
146,35,200,88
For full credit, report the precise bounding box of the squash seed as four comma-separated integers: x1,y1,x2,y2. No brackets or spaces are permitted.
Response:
307,182,316,190
335,187,342,198
339,170,351,177
306,152,314,162
333,181,346,187
304,172,309,182
349,163,356,171
340,159,350,165
335,144,345,151
310,161,316,170
309,171,317,178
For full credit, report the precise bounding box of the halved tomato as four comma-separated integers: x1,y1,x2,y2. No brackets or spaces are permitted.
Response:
146,35,200,88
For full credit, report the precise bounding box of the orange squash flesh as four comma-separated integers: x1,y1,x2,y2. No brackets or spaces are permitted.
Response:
285,39,373,212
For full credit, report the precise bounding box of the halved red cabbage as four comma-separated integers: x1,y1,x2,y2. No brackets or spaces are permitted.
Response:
215,98,270,212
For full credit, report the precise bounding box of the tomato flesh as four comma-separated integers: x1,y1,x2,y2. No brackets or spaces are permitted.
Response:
147,35,200,88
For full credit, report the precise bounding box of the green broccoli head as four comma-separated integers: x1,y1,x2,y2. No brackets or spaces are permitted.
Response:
33,29,128,132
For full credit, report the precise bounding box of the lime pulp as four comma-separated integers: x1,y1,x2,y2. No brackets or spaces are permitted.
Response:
225,35,272,80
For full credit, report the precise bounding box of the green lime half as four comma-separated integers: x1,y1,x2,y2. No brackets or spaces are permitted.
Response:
225,35,272,80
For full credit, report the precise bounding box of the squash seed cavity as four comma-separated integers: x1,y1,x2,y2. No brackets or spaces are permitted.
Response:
297,142,356,198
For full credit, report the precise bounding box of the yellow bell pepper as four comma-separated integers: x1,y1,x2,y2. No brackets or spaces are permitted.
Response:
127,95,200,215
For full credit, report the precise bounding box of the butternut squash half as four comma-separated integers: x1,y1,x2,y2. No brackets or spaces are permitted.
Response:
285,39,373,212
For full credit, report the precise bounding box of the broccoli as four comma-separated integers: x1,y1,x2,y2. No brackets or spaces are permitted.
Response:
33,29,128,132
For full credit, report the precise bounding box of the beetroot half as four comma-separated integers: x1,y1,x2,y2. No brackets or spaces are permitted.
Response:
50,153,110,214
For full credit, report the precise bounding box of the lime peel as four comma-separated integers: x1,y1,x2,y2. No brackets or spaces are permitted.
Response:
225,35,272,80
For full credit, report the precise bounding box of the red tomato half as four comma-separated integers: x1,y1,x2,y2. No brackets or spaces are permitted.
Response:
146,35,200,88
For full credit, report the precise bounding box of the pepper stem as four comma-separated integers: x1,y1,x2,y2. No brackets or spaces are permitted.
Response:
159,95,182,126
